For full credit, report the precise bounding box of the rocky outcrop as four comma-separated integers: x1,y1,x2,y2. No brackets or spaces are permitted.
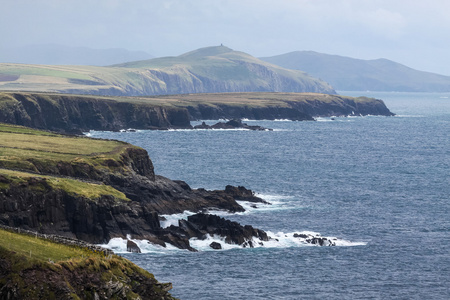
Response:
194,119,272,131
293,233,336,246
126,239,142,253
0,170,266,244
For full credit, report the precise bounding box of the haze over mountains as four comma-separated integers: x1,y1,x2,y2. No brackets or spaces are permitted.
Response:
261,51,450,92
1,44,450,94
0,44,153,66
0,46,335,96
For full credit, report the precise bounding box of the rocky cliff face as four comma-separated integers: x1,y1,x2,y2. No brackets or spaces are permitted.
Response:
0,92,394,134
285,96,394,117
0,167,264,244
0,93,191,134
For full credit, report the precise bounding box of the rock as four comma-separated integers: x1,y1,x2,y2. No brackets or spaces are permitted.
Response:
293,232,336,246
126,240,141,253
193,119,272,131
196,119,272,131
224,185,269,203
186,213,269,246
209,242,222,250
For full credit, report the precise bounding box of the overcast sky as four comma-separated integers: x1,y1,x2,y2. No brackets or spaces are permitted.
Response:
2,0,450,75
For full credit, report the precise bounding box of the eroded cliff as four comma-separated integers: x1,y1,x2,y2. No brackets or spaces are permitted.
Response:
0,92,394,134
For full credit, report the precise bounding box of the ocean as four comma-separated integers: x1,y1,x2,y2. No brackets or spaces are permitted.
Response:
88,92,449,299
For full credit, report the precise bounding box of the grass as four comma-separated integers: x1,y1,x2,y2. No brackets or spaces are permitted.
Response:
0,122,59,136
0,45,335,95
0,122,141,175
0,64,93,80
0,169,130,201
0,229,175,299
0,131,123,155
0,228,95,262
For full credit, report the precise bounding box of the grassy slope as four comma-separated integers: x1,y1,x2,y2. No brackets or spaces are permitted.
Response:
0,228,176,299
0,46,334,94
0,123,137,200
115,46,330,87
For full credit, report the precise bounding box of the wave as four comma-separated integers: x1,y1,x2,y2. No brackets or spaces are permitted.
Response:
159,193,298,227
99,231,367,254
160,211,195,228
394,114,425,118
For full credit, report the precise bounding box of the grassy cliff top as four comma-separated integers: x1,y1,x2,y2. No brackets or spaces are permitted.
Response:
1,90,379,109
0,123,140,176
0,228,176,299
0,169,129,202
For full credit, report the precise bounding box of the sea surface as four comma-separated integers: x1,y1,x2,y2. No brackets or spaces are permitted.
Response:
88,92,450,299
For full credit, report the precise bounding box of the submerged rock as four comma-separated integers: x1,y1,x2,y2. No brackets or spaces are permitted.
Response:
210,242,222,250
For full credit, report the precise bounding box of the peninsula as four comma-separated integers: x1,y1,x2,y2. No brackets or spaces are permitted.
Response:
0,91,394,134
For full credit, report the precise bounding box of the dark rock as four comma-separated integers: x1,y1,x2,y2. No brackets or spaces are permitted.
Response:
186,213,269,246
224,185,269,203
293,232,336,246
293,233,309,239
126,239,141,253
193,121,211,129
197,119,272,131
209,242,222,250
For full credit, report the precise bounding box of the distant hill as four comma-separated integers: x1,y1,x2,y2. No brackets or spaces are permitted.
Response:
0,44,153,66
261,51,450,92
0,46,335,96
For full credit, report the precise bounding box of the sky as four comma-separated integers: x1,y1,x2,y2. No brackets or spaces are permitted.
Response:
1,0,450,75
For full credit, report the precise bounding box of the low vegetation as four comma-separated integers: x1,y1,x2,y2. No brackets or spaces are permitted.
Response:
0,229,176,299
0,169,129,202
0,123,140,178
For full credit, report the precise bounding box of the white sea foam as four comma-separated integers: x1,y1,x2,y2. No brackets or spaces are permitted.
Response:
100,230,367,254
160,211,195,228
394,114,425,118
99,235,183,254
188,230,367,251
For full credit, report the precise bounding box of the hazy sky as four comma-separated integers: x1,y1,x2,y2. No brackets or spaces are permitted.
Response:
2,0,450,75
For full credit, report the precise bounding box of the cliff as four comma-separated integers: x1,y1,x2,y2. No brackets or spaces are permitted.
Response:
0,92,191,134
0,227,176,300
0,124,264,246
0,92,394,134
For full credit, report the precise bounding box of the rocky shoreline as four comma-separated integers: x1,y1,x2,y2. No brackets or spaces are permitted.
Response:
0,92,394,134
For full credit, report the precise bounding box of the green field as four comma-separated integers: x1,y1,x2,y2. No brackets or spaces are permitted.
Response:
0,123,138,175
0,228,96,262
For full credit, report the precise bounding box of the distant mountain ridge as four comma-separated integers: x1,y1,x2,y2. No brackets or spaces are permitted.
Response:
0,46,335,96
0,44,153,66
261,51,450,92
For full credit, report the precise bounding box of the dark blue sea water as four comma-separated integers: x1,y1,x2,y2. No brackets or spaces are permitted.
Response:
89,92,450,299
